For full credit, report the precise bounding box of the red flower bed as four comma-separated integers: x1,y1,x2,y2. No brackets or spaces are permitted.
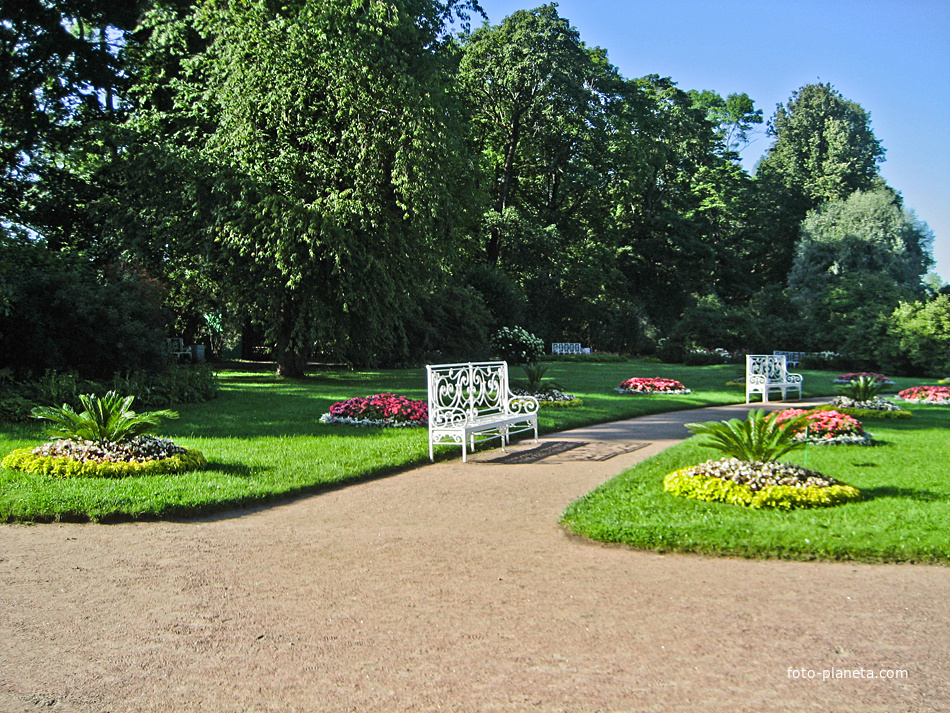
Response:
324,393,427,426
774,408,864,440
616,377,690,394
896,386,950,404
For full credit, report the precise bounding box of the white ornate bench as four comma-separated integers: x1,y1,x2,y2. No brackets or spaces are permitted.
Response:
773,350,806,368
552,342,582,355
746,354,803,403
426,361,539,462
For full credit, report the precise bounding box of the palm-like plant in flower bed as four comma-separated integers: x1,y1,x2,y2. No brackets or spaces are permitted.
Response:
664,410,861,509
830,375,904,414
2,391,206,478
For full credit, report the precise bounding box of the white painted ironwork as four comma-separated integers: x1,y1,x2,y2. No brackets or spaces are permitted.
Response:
426,361,539,462
552,342,583,355
746,354,803,403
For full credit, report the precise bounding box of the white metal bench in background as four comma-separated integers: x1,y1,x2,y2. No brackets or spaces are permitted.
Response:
426,361,539,462
773,350,806,368
552,342,583,355
746,354,803,403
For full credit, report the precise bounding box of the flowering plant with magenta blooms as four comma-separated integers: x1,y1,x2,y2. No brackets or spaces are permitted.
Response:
615,377,691,394
896,385,950,404
322,393,428,427
774,408,866,442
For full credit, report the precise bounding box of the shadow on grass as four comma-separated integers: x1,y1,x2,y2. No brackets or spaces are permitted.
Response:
860,486,946,503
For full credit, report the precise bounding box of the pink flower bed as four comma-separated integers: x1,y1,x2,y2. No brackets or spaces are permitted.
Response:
896,386,950,404
774,408,865,440
322,393,428,426
616,377,691,394
833,372,894,385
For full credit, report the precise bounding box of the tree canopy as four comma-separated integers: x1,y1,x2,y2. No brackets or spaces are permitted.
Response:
0,2,939,377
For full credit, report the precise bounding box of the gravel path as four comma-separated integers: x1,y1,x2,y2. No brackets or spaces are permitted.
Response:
1,402,947,712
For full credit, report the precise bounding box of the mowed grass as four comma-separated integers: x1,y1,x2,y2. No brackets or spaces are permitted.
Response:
561,403,950,563
0,360,934,525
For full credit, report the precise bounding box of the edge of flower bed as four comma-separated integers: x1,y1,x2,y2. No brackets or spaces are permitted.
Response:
2,447,208,478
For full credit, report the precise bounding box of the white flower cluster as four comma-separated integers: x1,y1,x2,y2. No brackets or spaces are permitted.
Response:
318,414,425,428
511,387,577,402
683,457,839,491
32,435,187,463
831,396,902,412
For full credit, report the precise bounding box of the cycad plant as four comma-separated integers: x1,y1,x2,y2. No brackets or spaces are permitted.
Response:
836,375,884,402
31,391,179,445
521,363,561,393
685,409,811,463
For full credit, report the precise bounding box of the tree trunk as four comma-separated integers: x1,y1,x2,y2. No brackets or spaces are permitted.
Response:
273,297,308,378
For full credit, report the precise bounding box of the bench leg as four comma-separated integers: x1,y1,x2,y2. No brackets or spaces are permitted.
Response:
429,440,434,462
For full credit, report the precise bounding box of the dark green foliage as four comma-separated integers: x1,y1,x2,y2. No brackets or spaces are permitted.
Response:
0,365,218,422
813,404,912,420
0,236,169,379
406,282,492,364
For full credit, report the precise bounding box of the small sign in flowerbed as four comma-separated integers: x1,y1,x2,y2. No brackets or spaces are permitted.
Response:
319,393,428,427
833,372,894,385
615,377,691,395
773,408,872,446
895,385,950,405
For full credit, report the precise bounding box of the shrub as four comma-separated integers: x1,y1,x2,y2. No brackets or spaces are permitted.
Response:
491,326,544,365
886,296,950,377
813,404,911,420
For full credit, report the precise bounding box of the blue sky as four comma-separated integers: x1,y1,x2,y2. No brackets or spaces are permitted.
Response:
471,0,950,282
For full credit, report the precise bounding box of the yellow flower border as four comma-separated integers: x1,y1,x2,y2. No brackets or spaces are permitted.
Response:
663,467,861,510
2,447,207,479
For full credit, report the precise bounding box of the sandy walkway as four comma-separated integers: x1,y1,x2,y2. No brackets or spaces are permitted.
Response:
1,402,947,712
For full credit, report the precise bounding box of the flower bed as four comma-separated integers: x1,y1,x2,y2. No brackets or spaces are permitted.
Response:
615,377,691,395
2,436,207,478
773,408,871,445
833,372,894,385
895,385,950,405
511,388,582,408
319,393,428,427
830,395,903,412
664,458,861,509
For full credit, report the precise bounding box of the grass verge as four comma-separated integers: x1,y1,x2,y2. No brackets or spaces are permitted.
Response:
561,403,950,563
0,360,934,523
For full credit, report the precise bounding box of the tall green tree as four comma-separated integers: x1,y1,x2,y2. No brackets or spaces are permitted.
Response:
151,0,480,375
752,83,886,285
788,187,933,360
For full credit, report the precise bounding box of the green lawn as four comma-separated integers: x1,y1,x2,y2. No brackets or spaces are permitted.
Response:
0,360,935,528
561,402,950,563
